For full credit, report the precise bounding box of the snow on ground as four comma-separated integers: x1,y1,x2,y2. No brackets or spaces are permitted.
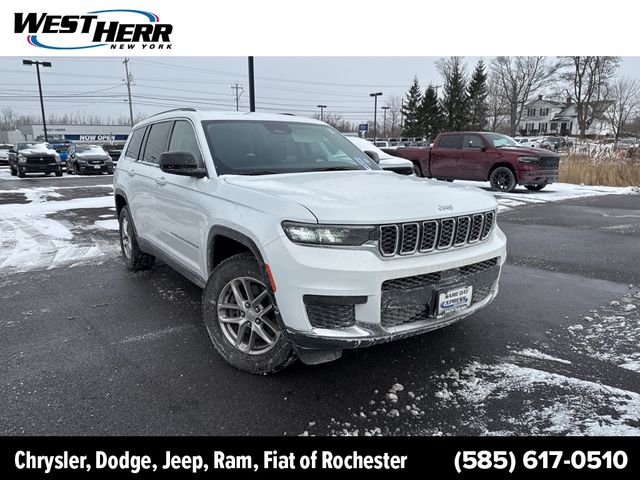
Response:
570,288,640,373
0,185,118,274
457,180,639,212
301,290,640,436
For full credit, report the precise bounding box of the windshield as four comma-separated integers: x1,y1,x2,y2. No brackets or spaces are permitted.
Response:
76,145,106,154
483,133,518,148
202,120,380,175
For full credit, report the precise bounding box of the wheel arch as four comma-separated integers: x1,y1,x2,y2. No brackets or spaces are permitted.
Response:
206,226,266,275
487,162,517,181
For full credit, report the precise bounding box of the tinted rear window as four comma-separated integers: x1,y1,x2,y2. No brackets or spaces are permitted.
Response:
438,135,463,148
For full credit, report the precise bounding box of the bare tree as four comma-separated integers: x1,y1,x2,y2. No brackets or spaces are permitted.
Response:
385,95,402,137
559,56,620,138
1,107,16,130
486,74,508,133
491,56,559,136
605,77,640,144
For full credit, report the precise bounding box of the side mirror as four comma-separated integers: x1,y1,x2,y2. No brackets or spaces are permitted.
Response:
364,150,380,163
159,151,207,178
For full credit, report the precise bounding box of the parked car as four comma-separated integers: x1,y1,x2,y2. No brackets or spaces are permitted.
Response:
391,131,560,192
66,144,114,175
102,142,126,164
113,109,506,373
347,136,416,175
374,140,390,148
0,143,14,165
9,142,63,177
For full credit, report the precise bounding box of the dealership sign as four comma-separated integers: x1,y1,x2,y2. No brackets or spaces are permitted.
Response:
65,134,129,141
14,9,172,50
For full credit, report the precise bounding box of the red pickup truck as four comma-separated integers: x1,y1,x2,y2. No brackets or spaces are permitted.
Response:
387,131,560,192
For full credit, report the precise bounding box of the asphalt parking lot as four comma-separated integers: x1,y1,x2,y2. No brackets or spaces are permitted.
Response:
1,167,639,436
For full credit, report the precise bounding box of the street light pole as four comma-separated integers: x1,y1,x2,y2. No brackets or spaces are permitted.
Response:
369,92,383,142
381,106,390,139
23,59,51,142
316,105,327,122
248,56,256,112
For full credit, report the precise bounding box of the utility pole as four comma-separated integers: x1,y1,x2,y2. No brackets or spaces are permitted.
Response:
22,59,51,142
369,92,383,142
248,56,255,112
123,58,134,126
231,82,244,111
381,106,390,139
400,99,404,135
316,105,327,122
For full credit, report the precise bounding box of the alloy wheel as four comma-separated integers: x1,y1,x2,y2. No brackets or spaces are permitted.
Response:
217,277,279,355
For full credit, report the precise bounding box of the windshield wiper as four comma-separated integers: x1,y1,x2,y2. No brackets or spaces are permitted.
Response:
304,166,360,172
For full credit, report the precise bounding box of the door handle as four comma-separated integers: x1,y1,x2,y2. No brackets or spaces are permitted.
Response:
155,177,167,186
127,169,136,177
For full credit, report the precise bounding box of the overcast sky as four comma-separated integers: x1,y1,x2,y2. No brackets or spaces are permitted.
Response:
2,56,640,124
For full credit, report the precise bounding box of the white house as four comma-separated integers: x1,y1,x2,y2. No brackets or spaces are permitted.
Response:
519,95,613,137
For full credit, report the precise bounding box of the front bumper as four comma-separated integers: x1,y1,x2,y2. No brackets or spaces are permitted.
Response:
517,169,558,185
21,164,61,173
77,164,112,173
264,226,507,349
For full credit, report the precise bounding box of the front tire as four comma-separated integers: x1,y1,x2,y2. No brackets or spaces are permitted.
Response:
118,206,155,271
17,168,25,178
490,166,517,192
525,184,546,191
202,253,296,374
10,166,17,176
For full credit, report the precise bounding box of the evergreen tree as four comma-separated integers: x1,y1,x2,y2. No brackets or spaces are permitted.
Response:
401,76,423,137
437,57,469,131
419,84,442,141
467,60,489,130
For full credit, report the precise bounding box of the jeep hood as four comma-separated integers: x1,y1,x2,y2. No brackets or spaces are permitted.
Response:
223,171,497,224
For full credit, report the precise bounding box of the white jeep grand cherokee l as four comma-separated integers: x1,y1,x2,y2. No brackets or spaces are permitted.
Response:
114,109,506,374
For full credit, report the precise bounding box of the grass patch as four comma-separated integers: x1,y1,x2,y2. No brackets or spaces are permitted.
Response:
559,154,640,187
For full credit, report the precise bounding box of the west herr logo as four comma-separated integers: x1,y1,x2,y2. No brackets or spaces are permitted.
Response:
14,9,173,50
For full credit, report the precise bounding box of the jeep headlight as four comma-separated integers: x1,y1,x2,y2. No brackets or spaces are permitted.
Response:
17,155,26,164
518,156,539,163
282,221,375,246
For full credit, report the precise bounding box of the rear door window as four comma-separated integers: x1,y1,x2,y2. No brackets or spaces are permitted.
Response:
438,134,463,149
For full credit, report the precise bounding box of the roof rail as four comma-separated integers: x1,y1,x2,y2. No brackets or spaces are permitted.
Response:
146,107,197,119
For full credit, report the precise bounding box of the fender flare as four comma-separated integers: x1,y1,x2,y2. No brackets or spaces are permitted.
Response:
206,225,266,275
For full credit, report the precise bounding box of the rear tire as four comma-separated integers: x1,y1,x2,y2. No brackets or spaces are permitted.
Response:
202,253,297,374
489,166,517,192
525,184,546,191
118,206,155,271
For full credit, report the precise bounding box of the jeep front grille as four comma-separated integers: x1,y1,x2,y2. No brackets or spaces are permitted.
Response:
380,257,499,327
378,211,496,257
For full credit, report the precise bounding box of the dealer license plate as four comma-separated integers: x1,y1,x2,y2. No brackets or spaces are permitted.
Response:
93,165,101,169
437,285,473,316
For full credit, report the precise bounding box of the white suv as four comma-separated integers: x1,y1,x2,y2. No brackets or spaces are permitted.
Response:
114,109,507,374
